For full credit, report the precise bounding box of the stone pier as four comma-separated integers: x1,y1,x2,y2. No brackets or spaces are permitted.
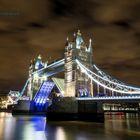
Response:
47,97,104,122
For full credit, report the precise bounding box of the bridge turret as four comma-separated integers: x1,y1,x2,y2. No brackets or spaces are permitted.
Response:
76,30,84,49
86,38,92,52
65,37,69,47
44,60,48,68
72,32,76,42
34,54,44,70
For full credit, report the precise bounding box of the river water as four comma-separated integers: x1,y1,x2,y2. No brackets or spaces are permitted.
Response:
0,112,140,140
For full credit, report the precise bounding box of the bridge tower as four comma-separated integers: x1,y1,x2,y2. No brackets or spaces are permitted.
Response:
27,55,48,100
64,30,93,97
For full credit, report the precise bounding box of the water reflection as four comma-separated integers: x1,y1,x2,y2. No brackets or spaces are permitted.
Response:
15,115,47,140
0,113,47,140
0,112,140,140
55,127,66,140
105,113,140,140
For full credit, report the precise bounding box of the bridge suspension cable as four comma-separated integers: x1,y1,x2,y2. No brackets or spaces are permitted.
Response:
20,79,30,97
76,59,140,94
93,64,136,89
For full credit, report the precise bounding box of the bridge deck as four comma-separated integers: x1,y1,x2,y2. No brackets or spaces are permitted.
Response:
76,96,140,102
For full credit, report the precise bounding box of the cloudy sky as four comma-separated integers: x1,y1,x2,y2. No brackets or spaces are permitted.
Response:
0,0,140,94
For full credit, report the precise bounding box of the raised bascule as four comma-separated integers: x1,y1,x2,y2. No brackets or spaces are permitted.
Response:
11,30,140,121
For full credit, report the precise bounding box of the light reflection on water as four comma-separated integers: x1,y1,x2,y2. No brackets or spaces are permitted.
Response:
0,112,140,140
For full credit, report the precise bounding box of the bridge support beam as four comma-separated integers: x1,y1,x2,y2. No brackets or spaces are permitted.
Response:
47,97,104,122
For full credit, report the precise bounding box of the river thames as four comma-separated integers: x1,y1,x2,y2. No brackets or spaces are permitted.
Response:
0,112,140,140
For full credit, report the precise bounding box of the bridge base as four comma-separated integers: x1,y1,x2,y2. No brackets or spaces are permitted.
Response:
47,97,104,122
12,100,48,115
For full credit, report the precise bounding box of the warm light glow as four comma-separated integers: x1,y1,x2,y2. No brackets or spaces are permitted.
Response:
0,112,5,117
56,127,66,140
0,113,5,139
34,73,39,78
4,114,16,140
42,75,47,80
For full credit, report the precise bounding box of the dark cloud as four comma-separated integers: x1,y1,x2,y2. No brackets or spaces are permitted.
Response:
0,0,140,94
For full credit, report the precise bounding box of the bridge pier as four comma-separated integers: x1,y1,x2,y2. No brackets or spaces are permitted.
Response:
12,100,49,115
47,97,104,122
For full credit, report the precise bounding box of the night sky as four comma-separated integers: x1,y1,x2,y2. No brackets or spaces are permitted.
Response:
0,0,140,94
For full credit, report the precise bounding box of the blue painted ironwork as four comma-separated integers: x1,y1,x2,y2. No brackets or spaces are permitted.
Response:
33,81,55,110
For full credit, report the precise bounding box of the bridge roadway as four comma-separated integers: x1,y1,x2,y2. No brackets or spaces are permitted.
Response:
76,96,140,103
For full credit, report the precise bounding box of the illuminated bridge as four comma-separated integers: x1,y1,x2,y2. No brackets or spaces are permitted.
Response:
10,30,140,114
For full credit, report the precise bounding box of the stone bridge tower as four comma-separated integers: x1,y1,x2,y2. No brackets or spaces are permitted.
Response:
27,55,48,100
64,30,93,97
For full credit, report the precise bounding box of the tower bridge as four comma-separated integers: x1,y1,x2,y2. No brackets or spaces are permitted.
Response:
24,30,140,99
11,30,140,121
